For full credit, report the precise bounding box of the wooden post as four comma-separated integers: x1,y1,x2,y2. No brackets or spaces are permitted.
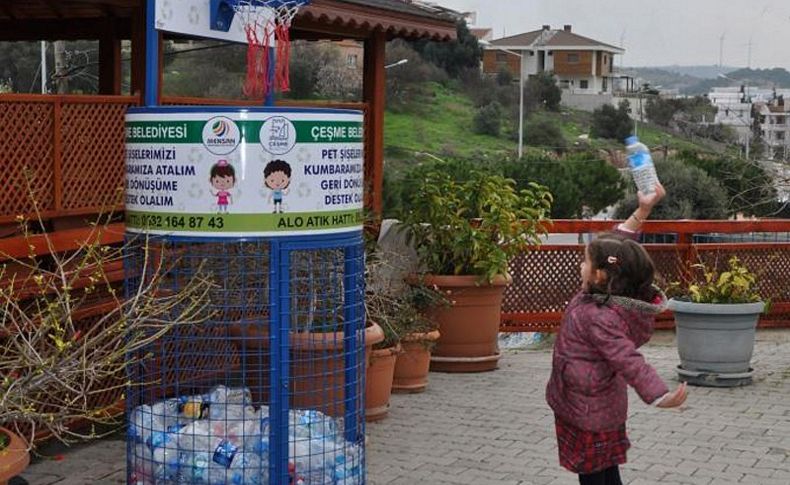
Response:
130,6,145,98
363,30,386,221
99,25,122,95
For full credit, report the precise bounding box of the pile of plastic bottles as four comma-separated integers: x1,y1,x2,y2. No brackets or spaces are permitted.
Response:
128,386,363,485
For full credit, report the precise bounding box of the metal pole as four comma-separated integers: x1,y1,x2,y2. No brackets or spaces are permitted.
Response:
144,0,159,106
518,65,524,159
40,41,47,94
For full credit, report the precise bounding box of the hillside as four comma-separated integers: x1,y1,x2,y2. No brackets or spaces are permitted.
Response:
625,66,790,95
383,83,718,163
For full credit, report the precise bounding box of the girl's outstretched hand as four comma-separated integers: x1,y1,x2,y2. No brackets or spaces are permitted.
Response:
656,382,688,408
637,182,666,211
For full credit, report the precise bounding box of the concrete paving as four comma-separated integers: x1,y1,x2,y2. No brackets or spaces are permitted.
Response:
20,331,790,485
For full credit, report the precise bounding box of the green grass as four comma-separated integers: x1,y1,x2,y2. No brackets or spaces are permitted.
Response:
383,83,718,162
384,84,515,161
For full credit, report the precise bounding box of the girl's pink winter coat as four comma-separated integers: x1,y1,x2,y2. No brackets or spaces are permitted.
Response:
546,290,669,432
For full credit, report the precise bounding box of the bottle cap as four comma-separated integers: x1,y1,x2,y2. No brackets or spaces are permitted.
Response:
624,135,639,146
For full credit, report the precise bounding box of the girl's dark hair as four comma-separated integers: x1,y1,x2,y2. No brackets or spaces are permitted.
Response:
587,232,656,301
210,162,235,180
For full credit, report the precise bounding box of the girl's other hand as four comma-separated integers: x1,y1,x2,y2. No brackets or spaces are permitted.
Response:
637,182,666,211
656,382,687,408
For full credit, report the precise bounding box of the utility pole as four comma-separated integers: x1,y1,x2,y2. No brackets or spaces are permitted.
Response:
747,36,753,69
40,41,47,94
54,40,68,94
719,31,726,67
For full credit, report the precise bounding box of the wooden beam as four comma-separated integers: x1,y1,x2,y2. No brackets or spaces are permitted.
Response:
0,18,131,41
363,29,386,220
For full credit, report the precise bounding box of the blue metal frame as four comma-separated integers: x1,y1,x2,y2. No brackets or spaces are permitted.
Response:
144,0,159,107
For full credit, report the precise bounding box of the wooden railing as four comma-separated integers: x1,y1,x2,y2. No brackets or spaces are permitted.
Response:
502,219,790,332
0,94,368,228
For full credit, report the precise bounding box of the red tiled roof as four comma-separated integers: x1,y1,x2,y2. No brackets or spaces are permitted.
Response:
489,27,621,52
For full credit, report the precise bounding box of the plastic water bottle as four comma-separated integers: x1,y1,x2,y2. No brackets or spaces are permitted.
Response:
624,135,659,194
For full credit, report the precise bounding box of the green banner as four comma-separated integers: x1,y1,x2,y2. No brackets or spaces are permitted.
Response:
125,120,363,144
126,209,363,234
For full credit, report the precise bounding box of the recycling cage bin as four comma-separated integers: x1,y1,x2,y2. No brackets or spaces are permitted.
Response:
124,107,367,485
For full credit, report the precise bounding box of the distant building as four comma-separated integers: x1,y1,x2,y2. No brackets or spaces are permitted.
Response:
482,25,624,94
709,86,790,158
755,96,790,160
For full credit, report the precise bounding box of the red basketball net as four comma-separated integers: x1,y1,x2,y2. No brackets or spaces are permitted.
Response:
235,1,303,100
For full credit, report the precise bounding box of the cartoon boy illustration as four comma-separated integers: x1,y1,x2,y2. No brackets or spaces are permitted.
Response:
209,160,235,213
264,159,291,214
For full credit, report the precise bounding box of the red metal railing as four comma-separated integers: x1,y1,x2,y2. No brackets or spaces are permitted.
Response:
502,220,790,332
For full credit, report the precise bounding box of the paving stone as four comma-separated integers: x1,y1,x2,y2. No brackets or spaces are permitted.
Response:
18,331,790,484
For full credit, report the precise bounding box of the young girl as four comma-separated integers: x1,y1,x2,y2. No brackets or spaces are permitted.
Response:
546,183,687,485
209,160,235,213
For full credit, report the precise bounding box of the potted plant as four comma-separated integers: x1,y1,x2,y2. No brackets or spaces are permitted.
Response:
227,249,384,417
389,285,442,394
400,161,552,372
364,245,445,410
667,256,766,387
0,215,214,481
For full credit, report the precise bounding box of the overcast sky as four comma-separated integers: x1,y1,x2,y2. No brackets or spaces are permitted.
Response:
434,0,790,70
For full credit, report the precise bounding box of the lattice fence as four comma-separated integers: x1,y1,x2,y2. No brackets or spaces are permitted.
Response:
502,224,790,333
0,95,136,224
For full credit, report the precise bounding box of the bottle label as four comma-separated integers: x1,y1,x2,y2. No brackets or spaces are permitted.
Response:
213,439,239,468
627,152,652,169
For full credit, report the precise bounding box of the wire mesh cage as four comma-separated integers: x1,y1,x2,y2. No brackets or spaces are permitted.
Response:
125,235,366,485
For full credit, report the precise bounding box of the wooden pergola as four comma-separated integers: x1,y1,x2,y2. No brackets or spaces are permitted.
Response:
0,0,457,226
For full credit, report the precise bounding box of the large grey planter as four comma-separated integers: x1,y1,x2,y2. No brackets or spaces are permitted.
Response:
668,299,765,387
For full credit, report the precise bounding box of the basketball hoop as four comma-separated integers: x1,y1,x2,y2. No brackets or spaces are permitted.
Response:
232,0,308,100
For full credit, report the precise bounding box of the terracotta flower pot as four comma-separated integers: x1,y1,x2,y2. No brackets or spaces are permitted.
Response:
392,330,440,393
229,320,384,416
0,427,30,485
415,274,511,373
365,343,401,422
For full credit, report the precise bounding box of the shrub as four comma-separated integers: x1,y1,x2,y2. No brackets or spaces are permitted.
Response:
520,116,567,151
473,102,503,136
496,67,514,86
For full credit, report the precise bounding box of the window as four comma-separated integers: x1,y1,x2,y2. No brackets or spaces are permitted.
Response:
567,53,580,63
603,55,608,65
347,54,358,68
602,77,608,91
580,80,589,89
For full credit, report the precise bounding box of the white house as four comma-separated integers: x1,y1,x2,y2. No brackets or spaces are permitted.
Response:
482,25,625,94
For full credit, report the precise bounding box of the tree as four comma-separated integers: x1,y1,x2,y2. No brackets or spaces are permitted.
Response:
524,72,562,112
385,39,447,111
591,100,633,141
615,158,729,220
413,20,482,78
677,150,779,217
500,151,626,218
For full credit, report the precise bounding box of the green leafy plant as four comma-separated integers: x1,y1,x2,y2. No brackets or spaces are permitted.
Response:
400,160,553,282
668,256,763,304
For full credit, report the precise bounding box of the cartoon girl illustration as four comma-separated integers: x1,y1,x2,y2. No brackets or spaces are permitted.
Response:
209,160,235,213
264,159,291,214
